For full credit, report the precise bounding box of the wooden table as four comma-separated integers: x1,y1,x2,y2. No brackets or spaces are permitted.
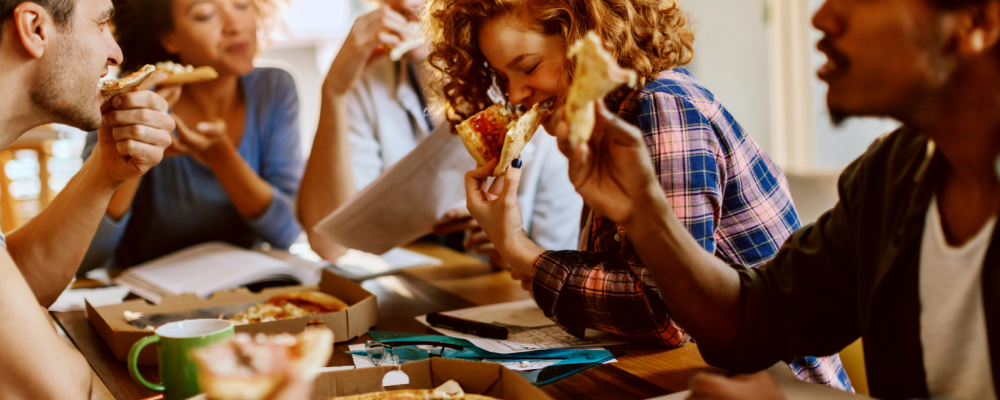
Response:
53,243,717,400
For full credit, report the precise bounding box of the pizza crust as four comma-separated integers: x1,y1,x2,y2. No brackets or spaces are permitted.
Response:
193,328,334,400
99,64,156,101
492,103,551,176
160,65,219,86
565,31,638,147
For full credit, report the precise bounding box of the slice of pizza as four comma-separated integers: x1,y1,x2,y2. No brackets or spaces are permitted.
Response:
564,31,638,147
328,380,501,400
192,327,335,400
156,61,219,85
229,291,349,325
456,102,552,176
99,64,156,101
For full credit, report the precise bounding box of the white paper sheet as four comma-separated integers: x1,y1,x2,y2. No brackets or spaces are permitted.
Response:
316,125,476,255
48,285,130,312
415,300,630,354
331,248,443,280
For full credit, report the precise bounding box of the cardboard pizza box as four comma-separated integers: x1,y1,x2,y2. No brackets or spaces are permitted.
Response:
311,359,556,400
86,268,377,365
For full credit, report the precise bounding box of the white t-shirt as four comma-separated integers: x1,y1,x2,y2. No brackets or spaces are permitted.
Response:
920,196,997,400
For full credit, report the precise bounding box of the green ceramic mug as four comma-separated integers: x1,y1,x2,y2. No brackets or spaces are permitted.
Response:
128,319,235,400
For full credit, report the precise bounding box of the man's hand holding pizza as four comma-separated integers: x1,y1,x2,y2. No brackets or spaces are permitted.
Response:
94,81,175,189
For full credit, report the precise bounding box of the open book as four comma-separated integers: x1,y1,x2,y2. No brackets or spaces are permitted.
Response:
114,242,326,304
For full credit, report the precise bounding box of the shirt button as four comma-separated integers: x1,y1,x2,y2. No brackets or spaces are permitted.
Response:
614,233,621,242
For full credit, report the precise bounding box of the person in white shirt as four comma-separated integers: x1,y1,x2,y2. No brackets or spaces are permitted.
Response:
299,0,582,268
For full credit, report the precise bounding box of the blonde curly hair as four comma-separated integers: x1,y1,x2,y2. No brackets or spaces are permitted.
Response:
423,0,695,124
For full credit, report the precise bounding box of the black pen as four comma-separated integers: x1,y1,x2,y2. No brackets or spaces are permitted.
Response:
427,312,509,340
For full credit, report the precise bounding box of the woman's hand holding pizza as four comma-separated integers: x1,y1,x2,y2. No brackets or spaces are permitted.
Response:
324,6,413,96
552,100,666,227
464,158,545,277
167,116,228,165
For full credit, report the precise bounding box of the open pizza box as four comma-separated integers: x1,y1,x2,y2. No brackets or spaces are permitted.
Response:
86,268,377,365
310,359,556,400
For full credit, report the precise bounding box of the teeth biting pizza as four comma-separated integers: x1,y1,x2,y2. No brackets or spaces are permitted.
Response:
565,31,638,147
99,64,156,101
456,102,552,176
155,61,219,85
192,327,334,400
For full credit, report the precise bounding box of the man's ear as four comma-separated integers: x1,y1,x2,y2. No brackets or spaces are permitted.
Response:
956,1,1000,55
12,2,53,58
160,32,180,55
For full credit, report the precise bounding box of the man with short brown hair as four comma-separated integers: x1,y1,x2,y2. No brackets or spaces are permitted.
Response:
0,0,173,396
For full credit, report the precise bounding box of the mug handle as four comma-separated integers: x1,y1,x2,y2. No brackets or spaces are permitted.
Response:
128,335,165,392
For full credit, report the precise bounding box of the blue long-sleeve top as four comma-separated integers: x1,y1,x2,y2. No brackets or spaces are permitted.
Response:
79,67,304,271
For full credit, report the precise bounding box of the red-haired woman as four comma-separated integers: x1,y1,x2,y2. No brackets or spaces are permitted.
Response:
425,0,851,389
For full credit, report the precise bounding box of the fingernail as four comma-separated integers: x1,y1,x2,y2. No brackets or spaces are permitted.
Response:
112,96,123,108
196,122,211,131
512,158,522,169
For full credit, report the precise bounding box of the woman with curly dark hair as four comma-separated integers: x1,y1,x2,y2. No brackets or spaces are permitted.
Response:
77,0,304,271
426,0,852,389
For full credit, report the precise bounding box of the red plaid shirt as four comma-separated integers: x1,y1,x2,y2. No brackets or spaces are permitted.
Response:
530,69,854,391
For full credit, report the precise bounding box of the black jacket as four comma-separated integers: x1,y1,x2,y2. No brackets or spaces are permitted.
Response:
700,128,1000,399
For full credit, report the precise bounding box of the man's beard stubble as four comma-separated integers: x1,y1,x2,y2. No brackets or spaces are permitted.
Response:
29,30,103,132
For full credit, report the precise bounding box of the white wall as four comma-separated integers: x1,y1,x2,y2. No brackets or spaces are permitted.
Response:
682,0,773,154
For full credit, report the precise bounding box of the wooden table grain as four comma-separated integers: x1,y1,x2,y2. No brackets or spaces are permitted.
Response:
53,243,717,400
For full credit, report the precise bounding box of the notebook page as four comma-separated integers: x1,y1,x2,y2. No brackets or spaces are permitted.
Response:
117,242,293,297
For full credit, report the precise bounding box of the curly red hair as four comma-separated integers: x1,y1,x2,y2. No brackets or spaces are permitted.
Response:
423,0,694,124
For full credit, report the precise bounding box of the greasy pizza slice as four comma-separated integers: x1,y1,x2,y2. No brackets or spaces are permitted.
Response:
156,61,219,85
229,291,349,325
565,31,638,147
192,327,335,400
99,64,157,101
456,103,516,167
456,103,552,176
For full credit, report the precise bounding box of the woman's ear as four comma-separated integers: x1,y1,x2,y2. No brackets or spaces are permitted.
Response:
160,32,180,54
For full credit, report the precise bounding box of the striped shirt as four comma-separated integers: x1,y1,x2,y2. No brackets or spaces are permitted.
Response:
531,68,852,390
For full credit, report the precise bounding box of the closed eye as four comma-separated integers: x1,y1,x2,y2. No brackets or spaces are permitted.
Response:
525,62,540,75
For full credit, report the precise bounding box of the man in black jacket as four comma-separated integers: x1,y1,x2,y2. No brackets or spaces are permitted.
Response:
547,0,1000,398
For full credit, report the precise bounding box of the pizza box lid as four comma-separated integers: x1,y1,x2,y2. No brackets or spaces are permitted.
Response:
310,358,556,400
86,268,377,365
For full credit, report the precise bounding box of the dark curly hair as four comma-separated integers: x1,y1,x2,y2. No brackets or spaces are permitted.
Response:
423,0,695,125
111,0,285,74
